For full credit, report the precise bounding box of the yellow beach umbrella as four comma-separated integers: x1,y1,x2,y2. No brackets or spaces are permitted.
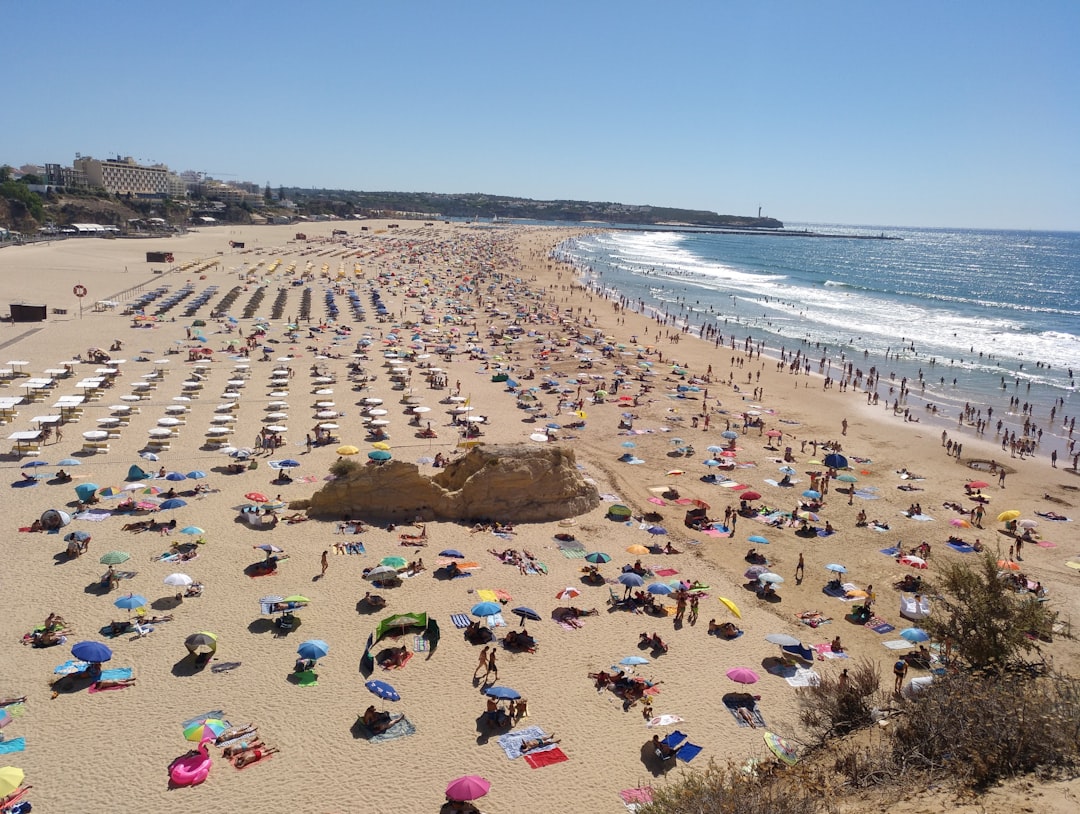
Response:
718,596,742,619
0,766,25,798
997,510,1021,523
626,545,650,555
336,445,361,456
371,442,391,451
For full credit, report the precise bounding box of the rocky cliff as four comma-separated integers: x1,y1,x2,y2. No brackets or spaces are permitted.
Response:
304,443,600,523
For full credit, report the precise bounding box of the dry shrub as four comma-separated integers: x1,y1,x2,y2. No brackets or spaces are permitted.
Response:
797,658,883,742
639,760,829,814
329,457,361,478
888,669,1080,788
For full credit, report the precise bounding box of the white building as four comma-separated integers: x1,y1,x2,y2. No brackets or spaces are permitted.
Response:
73,155,170,196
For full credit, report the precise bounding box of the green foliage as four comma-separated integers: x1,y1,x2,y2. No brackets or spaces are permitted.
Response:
0,180,44,221
920,553,1059,671
639,760,825,814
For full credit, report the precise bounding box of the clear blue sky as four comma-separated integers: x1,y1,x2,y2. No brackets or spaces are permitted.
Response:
6,1,1078,230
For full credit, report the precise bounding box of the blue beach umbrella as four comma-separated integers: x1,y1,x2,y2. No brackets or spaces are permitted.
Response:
186,471,207,480
113,593,148,611
365,679,399,702
647,526,668,535
71,640,113,663
278,459,301,468
22,460,50,468
439,549,464,559
704,459,721,467
618,573,645,588
620,656,649,666
297,639,330,660
511,607,541,623
721,430,739,440
706,445,725,453
900,628,930,643
802,490,822,500
823,453,848,469
74,483,100,502
180,526,205,536
647,583,674,595
159,498,187,510
57,459,81,467
621,441,636,448
826,563,847,574
584,552,611,564
471,602,501,618
368,450,392,461
484,686,521,700
779,466,797,475
748,535,770,544
165,472,187,481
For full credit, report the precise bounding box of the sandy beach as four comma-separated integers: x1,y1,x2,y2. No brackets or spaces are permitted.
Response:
0,221,1077,814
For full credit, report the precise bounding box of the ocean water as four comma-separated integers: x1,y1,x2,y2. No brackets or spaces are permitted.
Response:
554,224,1079,458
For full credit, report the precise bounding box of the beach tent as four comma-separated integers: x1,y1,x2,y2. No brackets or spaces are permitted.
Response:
375,612,428,642
126,464,152,481
607,504,632,520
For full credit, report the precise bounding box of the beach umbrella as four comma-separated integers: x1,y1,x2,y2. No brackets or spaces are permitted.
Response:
707,445,725,453
823,453,847,469
278,459,301,468
765,429,783,438
900,627,930,643
721,430,739,440
620,441,636,448
758,572,784,584
139,485,163,496
245,492,269,503
967,480,989,489
647,582,674,595
584,552,611,564
1018,519,1038,529
669,438,684,446
620,656,650,667
740,491,762,501
159,498,187,510
141,452,160,462
96,486,122,498
511,607,541,624
949,518,971,528
744,565,768,580
163,573,193,587
555,587,581,601
22,460,49,468
484,686,521,700
837,474,858,483
997,559,1021,571
765,633,801,647
365,679,399,702
371,441,391,451
797,511,819,522
0,766,25,798
747,535,769,544
380,556,407,569
996,510,1021,523
703,459,722,467
617,573,645,588
184,631,218,654
186,471,207,480
802,489,822,500
99,551,130,565
113,593,147,613
180,526,204,536
763,731,798,765
439,549,464,559
718,597,742,619
900,555,928,569
368,450,392,461
184,718,228,743
778,466,797,476
57,459,81,467
726,667,760,684
71,640,113,663
647,526,668,535
364,565,398,581
297,640,329,660
445,775,490,803
626,544,650,555
64,530,91,543
825,563,847,574
336,445,361,456
471,602,502,617
165,471,186,481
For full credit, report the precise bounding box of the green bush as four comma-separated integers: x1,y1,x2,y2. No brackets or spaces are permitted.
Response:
329,457,361,479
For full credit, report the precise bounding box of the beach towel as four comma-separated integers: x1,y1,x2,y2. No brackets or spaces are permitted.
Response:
675,743,703,763
523,561,547,575
653,568,679,577
853,490,881,500
906,513,935,522
785,667,820,687
525,746,568,768
300,475,319,483
883,640,913,650
486,613,507,628
450,614,471,629
558,620,583,632
182,710,226,729
413,636,429,652
0,703,25,718
814,643,849,659
100,667,133,681
868,621,896,634
293,669,318,686
822,583,848,599
0,738,26,754
476,589,502,604
211,662,242,674
74,509,112,521
879,547,900,556
561,548,588,559
88,682,131,693
619,787,654,811
724,701,765,728
646,714,684,729
365,715,416,743
498,726,547,760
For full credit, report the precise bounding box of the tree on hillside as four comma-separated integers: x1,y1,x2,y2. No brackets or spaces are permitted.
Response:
920,553,1059,671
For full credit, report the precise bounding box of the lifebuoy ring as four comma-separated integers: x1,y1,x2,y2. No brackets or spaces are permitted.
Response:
73,284,87,297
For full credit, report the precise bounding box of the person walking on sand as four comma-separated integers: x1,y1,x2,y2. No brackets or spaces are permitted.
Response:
893,658,908,694
795,552,805,583
485,648,498,682
474,646,489,679
320,550,328,578
841,418,848,436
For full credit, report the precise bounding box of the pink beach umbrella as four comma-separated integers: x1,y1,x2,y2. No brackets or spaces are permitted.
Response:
899,555,928,569
726,667,760,685
446,775,491,802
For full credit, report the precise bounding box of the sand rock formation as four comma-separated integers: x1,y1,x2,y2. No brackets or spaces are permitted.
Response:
303,444,599,523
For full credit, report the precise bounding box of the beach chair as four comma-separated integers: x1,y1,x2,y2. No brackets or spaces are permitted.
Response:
131,620,154,638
